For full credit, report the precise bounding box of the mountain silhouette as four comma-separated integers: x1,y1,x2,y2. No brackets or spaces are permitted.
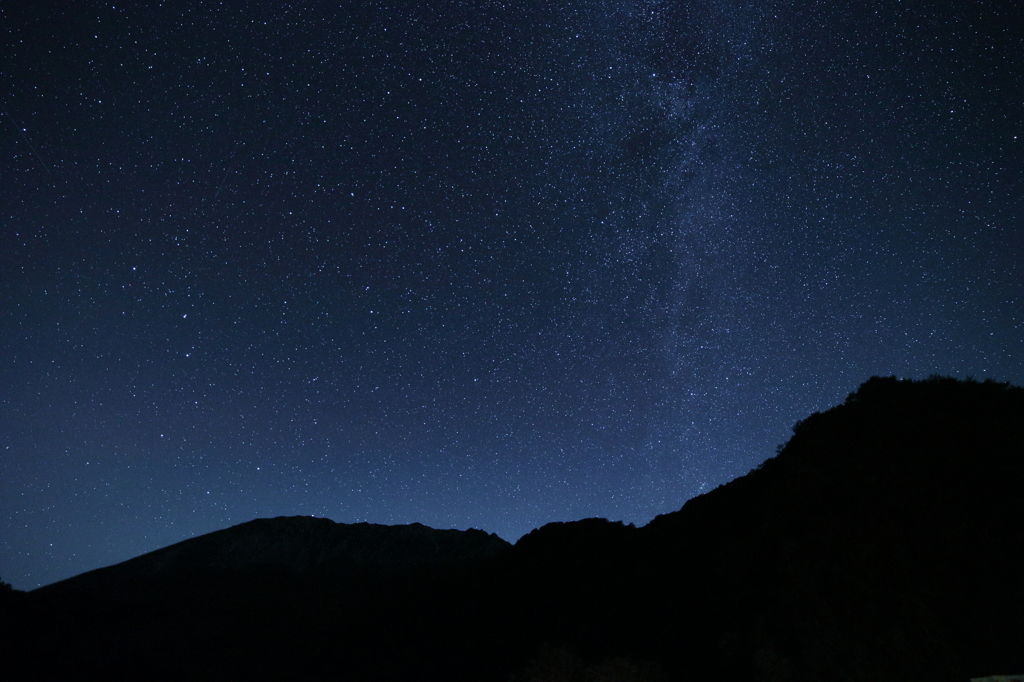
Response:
2,376,1021,681
34,517,509,599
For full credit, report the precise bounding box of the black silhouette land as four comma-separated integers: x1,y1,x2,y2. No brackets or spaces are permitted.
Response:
2,376,1021,681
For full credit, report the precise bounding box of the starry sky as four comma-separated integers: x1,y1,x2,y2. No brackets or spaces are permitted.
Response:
2,0,1021,589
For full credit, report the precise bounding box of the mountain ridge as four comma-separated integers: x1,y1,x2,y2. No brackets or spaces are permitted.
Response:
3,376,1022,681
33,517,510,599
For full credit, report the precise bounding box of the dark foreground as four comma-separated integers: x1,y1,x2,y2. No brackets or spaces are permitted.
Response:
2,376,1022,681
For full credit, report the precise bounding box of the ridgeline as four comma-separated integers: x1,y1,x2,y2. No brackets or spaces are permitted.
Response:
2,376,1021,681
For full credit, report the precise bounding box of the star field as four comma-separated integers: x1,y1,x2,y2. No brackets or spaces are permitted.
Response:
1,0,1021,589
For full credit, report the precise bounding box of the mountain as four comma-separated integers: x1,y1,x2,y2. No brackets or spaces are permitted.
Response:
6,520,514,681
33,517,510,599
635,375,1024,681
2,376,1022,681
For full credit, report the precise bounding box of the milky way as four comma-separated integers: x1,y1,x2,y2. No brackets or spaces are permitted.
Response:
2,0,1021,589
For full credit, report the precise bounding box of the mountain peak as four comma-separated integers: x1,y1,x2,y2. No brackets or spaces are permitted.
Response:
36,516,510,598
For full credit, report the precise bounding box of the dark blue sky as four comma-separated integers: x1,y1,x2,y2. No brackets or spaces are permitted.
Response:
2,0,1021,590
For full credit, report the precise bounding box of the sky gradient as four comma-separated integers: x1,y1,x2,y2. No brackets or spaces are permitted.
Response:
2,0,1022,589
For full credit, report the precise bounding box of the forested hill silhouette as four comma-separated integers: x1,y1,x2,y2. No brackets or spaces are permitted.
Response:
634,375,1024,681
2,376,1022,682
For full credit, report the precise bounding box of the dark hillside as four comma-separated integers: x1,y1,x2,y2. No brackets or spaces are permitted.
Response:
8,520,512,681
2,376,1021,681
639,376,1024,681
34,516,510,600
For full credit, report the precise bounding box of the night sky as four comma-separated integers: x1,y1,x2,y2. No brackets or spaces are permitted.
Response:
2,0,1021,590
